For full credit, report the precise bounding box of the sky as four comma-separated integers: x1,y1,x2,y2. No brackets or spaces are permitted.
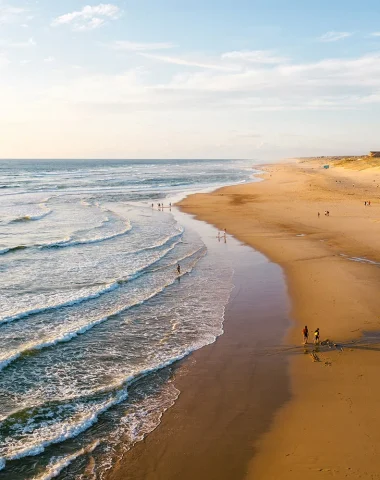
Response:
1,0,380,160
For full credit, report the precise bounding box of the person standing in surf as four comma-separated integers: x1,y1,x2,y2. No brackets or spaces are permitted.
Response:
177,264,181,275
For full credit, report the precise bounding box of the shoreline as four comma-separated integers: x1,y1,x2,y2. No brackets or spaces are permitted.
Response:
179,157,380,479
107,209,292,480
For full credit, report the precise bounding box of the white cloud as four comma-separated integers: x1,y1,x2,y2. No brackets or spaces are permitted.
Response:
0,37,36,48
371,32,380,37
52,4,121,31
110,40,175,51
140,53,241,71
152,52,380,114
275,54,380,87
40,51,380,116
319,31,353,42
44,56,56,63
37,49,380,115
0,4,27,24
141,50,286,72
221,50,287,64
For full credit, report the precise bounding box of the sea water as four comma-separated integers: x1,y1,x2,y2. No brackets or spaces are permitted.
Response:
0,159,255,479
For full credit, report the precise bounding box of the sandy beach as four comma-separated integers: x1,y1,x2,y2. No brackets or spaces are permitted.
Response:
178,156,380,479
107,213,291,480
107,156,380,480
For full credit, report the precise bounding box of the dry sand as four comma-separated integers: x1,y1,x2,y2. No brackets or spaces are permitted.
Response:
178,157,380,479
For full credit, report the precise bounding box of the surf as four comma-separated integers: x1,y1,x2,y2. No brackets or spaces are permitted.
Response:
0,245,204,372
0,159,251,479
0,232,186,328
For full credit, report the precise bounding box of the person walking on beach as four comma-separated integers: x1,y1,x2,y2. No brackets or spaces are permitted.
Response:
177,264,181,275
302,325,309,344
369,200,371,206
364,201,367,206
314,328,320,345
318,212,320,218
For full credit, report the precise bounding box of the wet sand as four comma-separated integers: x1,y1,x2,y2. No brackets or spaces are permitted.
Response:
108,214,291,480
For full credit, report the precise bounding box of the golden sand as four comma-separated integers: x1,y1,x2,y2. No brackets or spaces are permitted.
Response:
179,157,380,479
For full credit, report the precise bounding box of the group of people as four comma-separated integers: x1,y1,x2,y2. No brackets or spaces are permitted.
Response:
152,203,172,210
318,200,374,217
317,211,330,217
302,326,320,345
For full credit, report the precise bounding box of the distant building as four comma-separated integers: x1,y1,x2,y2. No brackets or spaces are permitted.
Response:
369,151,380,157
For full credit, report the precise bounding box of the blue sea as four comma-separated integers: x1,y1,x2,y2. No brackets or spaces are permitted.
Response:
0,159,255,479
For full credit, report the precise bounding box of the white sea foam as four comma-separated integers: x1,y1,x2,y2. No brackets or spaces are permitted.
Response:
0,339,222,464
1,396,125,463
0,249,203,372
8,205,52,223
0,159,250,478
0,282,119,326
95,383,180,479
0,262,232,464
39,221,132,249
31,441,100,480
122,226,184,257
0,234,184,329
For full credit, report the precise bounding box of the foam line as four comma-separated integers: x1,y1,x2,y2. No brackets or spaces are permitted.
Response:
0,247,204,371
31,441,100,480
0,337,220,465
0,282,120,326
0,233,185,328
39,222,132,249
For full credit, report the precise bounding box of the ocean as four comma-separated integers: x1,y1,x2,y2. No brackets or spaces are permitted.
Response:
0,159,255,480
